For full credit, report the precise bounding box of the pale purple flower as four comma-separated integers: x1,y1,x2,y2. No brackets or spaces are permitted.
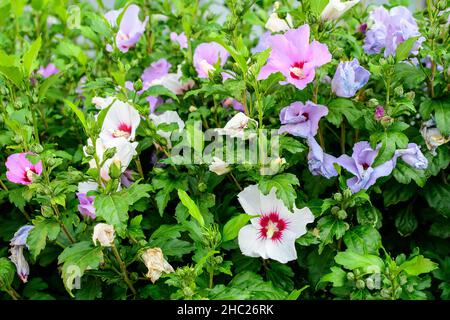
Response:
374,106,385,120
222,98,245,112
6,152,43,185
113,4,149,53
394,143,428,170
336,141,395,193
364,6,423,57
258,25,332,90
307,137,338,178
331,59,370,98
142,59,172,88
251,31,271,54
147,96,164,113
278,101,328,138
120,169,136,187
170,32,188,49
76,181,98,219
37,63,59,78
193,42,229,78
9,225,34,283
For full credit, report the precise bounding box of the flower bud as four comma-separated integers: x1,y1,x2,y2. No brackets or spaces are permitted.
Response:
356,279,365,289
198,182,207,192
142,247,174,283
347,272,355,281
92,223,115,247
84,145,95,156
343,189,352,199
108,159,122,179
337,209,347,220
374,106,385,121
30,144,43,154
103,147,117,160
209,157,231,176
331,206,340,215
394,86,404,97
333,193,342,202
380,116,394,128
366,277,375,290
189,106,197,112
41,206,54,218
134,79,143,91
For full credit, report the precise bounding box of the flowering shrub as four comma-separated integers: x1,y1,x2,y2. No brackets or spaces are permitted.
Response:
0,0,449,301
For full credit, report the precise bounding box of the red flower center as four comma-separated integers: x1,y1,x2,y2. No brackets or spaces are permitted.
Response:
24,167,37,183
113,123,132,138
259,212,287,241
289,61,306,80
362,163,369,170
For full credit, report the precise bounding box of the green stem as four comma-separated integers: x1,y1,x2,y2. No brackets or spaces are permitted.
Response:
52,204,76,244
0,179,8,191
340,120,346,154
111,244,137,296
209,270,214,289
228,172,242,191
135,157,145,180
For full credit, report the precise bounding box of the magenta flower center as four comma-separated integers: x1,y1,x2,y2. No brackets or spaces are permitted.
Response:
289,61,306,80
24,167,36,183
362,163,370,170
113,123,132,138
259,212,287,241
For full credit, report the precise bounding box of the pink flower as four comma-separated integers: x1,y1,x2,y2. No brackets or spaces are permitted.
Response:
112,4,149,53
193,42,229,78
5,153,43,185
258,25,332,90
37,63,59,78
170,32,188,49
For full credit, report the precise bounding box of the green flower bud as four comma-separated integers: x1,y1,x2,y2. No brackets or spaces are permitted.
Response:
130,272,139,281
368,98,379,108
406,284,414,293
41,205,54,218
189,106,197,112
134,79,143,91
331,206,340,215
394,86,404,97
356,279,365,289
103,147,117,160
399,274,408,285
354,269,361,277
182,287,194,297
214,256,223,264
108,159,122,179
347,272,355,281
333,193,343,202
46,157,57,167
337,209,347,220
30,144,44,154
366,277,375,290
405,91,415,100
198,182,207,192
85,145,95,156
380,116,394,128
380,288,391,299
343,189,352,199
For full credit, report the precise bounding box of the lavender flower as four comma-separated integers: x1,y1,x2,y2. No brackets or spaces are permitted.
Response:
307,137,338,178
394,143,428,170
170,32,188,49
193,42,229,78
278,101,328,138
331,59,370,98
9,225,34,283
37,63,59,78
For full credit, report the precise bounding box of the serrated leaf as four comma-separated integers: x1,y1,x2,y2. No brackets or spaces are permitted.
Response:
434,98,450,136
395,36,419,62
0,258,15,290
399,255,438,276
259,173,300,211
335,250,384,273
94,194,129,236
120,183,152,206
393,162,427,187
142,85,179,102
319,266,346,287
27,217,60,260
343,225,381,255
424,183,450,217
317,215,347,254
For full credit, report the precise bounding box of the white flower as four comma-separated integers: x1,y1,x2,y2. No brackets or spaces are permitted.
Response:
142,248,174,283
78,180,99,193
217,112,257,139
100,99,141,145
321,0,360,21
92,96,117,110
86,138,138,181
93,223,115,247
237,184,314,263
209,157,231,175
149,111,185,146
149,67,195,95
265,12,293,33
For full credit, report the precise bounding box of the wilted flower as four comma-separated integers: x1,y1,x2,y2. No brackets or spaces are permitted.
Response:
374,106,385,120
394,143,428,170
278,101,328,138
420,119,450,155
218,112,258,139
222,98,245,112
321,0,360,21
120,169,136,188
9,225,34,283
170,31,188,49
193,42,229,78
364,6,423,57
209,157,231,175
331,59,370,98
142,248,174,283
92,223,115,247
100,99,141,145
106,4,149,53
265,11,293,33
76,181,98,219
237,185,314,263
336,141,395,193
6,152,43,185
37,63,59,78
258,25,332,90
307,137,338,178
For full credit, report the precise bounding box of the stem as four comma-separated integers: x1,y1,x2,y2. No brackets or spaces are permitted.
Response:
385,76,391,107
228,172,242,191
6,287,20,300
340,120,346,154
209,270,214,289
0,179,8,191
135,157,145,180
52,204,75,244
111,244,137,296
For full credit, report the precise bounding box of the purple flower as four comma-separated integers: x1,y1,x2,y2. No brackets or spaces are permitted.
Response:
307,137,338,178
193,42,229,78
278,101,328,138
364,6,423,57
142,59,172,88
146,96,164,113
222,98,245,112
251,31,271,54
336,141,395,193
9,225,34,283
37,63,59,78
120,169,136,187
170,32,188,49
258,25,332,90
331,59,370,98
113,4,149,53
76,193,96,219
394,143,428,170
374,106,385,120
6,152,43,185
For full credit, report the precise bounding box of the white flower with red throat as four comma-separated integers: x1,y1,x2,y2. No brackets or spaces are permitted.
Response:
100,99,140,145
237,184,314,263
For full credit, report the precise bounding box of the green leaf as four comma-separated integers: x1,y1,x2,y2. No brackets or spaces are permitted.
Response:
399,255,438,276
319,266,347,287
327,99,362,127
343,225,381,255
55,40,87,65
58,241,104,297
383,182,416,206
94,194,129,236
0,258,15,290
317,215,347,254
38,73,60,100
395,36,419,62
259,173,300,211
423,183,450,217
64,99,88,133
120,183,152,206
0,66,23,88
27,217,60,260
434,98,450,136
11,0,26,16
177,189,205,227
280,136,306,154
222,214,253,242
392,162,427,187
310,0,329,14
395,207,418,236
142,85,179,102
335,251,384,273
22,36,42,77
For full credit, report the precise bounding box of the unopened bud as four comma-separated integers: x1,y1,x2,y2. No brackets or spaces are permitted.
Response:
333,193,342,202
394,86,404,96
109,159,122,179
337,210,347,220
331,206,340,215
103,147,117,160
356,279,365,289
85,145,95,156
189,105,197,112
30,144,43,154
366,277,375,290
347,272,355,281
134,79,143,91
